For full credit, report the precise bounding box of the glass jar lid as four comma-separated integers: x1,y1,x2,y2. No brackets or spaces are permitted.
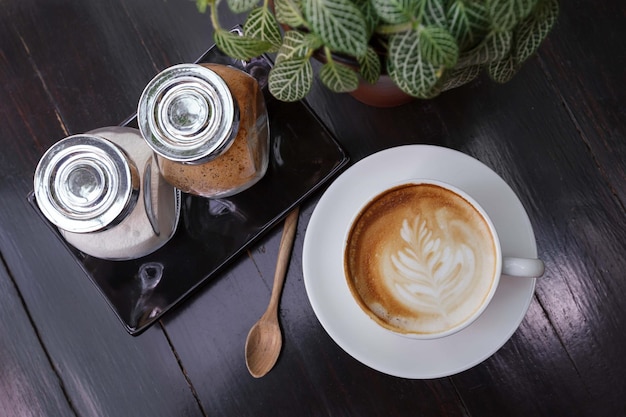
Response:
34,134,139,233
137,64,238,163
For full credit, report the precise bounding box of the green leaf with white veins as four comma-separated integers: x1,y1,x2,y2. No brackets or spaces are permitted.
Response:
268,58,313,102
487,54,518,83
419,26,459,67
447,0,490,50
352,0,379,38
244,7,282,51
422,0,447,27
214,30,274,60
303,0,368,57
358,46,382,84
488,0,537,31
387,29,439,98
320,61,359,92
275,30,312,64
514,0,559,63
275,0,306,28
371,0,420,25
303,32,324,50
457,29,512,68
441,65,481,90
227,0,259,13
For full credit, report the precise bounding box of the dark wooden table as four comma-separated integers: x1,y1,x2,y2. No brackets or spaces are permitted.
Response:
1,1,624,416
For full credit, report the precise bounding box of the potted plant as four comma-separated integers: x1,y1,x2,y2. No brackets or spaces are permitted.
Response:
196,0,559,106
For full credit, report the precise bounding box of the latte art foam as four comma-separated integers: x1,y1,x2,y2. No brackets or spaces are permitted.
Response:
388,215,477,316
344,183,497,336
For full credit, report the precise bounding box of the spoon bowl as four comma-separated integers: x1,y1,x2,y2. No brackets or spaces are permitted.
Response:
245,317,283,378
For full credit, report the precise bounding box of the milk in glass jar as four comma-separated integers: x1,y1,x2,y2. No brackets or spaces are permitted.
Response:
137,63,270,198
33,127,181,260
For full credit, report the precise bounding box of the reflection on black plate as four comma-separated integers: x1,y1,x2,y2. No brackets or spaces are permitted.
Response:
29,43,348,335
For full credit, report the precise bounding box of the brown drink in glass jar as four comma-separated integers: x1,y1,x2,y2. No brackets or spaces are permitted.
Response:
138,63,269,198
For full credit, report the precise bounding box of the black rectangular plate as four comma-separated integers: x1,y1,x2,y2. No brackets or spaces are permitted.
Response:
29,44,349,335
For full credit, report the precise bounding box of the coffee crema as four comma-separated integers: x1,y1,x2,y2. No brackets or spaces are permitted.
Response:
344,183,498,336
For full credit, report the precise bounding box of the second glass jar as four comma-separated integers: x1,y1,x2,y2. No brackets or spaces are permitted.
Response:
137,63,270,198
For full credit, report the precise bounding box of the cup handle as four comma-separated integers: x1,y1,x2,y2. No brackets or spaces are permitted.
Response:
502,257,545,278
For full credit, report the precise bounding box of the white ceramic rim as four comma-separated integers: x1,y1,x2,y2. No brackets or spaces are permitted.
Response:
303,145,537,379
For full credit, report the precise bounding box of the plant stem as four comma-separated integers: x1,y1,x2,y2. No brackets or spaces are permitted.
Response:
324,47,334,65
209,1,221,31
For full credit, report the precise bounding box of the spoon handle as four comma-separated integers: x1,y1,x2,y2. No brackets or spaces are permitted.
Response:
267,207,300,315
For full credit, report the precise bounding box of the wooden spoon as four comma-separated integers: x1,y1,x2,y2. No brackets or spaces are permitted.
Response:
245,207,300,378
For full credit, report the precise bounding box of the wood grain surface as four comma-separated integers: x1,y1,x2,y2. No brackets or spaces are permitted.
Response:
1,0,624,416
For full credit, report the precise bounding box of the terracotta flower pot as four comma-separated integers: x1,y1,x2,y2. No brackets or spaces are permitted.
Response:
312,48,415,108
349,75,415,107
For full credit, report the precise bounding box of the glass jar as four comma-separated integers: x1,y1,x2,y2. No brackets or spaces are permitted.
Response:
137,63,270,198
33,126,181,260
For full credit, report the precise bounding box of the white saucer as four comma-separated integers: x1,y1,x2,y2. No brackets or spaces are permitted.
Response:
302,145,537,379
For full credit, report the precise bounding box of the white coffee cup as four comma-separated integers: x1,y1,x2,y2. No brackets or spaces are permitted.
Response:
343,179,543,339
